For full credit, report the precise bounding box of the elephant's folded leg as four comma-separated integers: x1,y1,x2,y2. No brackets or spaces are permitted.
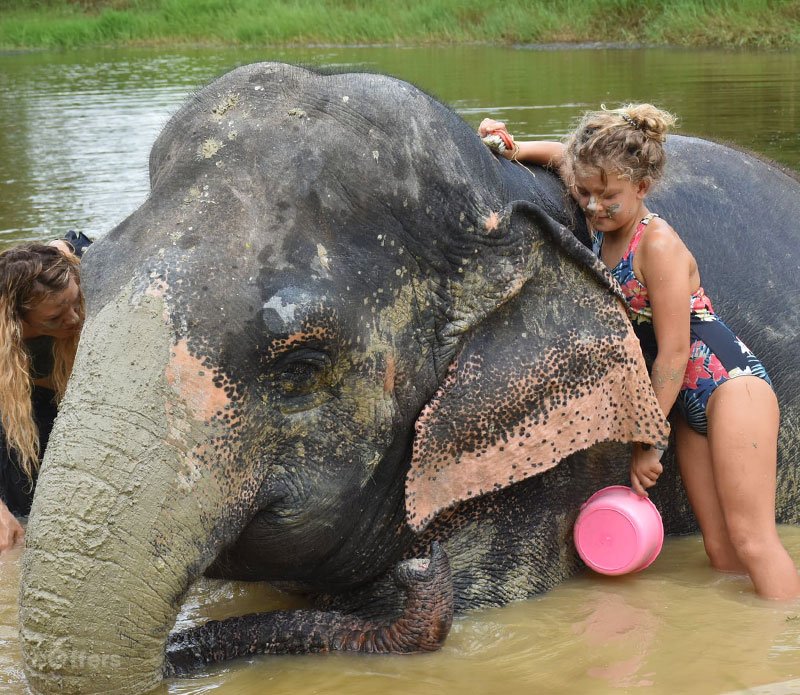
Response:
165,543,453,676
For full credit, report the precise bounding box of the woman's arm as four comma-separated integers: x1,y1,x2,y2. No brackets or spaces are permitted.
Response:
0,499,25,553
630,221,693,495
478,119,564,168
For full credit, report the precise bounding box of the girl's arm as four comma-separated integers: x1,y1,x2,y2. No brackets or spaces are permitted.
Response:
640,223,693,415
516,140,565,169
478,119,564,168
630,221,693,495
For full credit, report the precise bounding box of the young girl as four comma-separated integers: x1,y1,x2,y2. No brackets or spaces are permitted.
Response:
479,105,800,600
0,240,87,552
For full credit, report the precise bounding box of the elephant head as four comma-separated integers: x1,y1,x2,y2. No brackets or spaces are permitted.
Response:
19,63,666,694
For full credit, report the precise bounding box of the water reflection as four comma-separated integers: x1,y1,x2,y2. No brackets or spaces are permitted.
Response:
0,46,798,246
572,591,659,688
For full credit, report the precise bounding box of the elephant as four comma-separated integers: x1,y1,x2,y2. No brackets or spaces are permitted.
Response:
18,62,800,695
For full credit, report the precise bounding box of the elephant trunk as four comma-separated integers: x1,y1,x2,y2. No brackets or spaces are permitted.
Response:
20,285,229,694
165,543,453,675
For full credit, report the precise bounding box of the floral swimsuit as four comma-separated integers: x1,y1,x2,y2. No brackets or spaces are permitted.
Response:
592,213,772,435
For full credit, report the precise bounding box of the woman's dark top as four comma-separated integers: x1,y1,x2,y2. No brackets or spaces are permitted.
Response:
0,337,58,515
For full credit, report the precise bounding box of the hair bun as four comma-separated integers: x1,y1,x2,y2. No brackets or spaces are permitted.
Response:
620,103,676,142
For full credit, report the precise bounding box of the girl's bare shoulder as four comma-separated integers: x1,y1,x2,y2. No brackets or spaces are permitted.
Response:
641,216,689,254
638,215,696,275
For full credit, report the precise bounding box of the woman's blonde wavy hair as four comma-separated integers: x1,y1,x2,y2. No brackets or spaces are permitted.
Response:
0,243,83,479
562,103,677,192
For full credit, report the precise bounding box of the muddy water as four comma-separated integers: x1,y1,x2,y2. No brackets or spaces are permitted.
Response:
2,44,800,694
3,529,800,694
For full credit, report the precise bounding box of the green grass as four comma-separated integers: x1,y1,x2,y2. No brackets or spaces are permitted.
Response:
1,0,799,50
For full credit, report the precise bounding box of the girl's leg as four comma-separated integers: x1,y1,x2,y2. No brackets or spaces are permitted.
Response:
673,415,744,572
706,376,800,600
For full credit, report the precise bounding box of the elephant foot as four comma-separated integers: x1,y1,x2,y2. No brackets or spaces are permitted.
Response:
164,542,453,676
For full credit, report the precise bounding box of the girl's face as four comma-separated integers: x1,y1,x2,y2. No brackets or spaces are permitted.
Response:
22,278,83,339
572,168,649,233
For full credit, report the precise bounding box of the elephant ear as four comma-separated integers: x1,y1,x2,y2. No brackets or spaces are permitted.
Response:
405,202,669,532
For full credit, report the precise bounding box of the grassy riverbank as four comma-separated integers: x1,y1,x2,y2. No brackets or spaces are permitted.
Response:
1,0,799,50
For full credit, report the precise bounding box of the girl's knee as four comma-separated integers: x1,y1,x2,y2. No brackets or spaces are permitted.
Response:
725,525,781,564
702,537,744,573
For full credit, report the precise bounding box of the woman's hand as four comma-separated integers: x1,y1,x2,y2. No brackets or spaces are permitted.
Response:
0,500,24,553
630,444,664,497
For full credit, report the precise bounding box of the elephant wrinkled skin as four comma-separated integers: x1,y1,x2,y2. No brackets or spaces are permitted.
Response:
18,63,800,694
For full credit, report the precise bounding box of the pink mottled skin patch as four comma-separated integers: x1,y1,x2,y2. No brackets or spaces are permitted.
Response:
484,211,501,231
166,339,232,422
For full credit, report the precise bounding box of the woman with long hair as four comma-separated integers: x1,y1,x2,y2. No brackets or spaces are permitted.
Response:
0,239,87,551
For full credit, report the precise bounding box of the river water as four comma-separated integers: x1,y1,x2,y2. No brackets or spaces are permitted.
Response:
1,45,800,694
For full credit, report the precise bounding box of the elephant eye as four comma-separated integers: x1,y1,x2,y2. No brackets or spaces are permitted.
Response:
271,348,334,402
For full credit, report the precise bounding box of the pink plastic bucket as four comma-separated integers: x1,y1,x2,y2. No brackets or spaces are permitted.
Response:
573,485,664,576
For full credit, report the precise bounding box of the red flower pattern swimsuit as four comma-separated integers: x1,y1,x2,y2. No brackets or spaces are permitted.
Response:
592,213,772,435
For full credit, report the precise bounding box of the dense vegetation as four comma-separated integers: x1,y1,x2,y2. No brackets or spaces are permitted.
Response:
1,0,798,50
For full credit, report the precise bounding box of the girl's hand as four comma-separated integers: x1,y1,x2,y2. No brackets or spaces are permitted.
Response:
630,444,664,497
479,118,516,158
478,118,508,137
0,501,24,553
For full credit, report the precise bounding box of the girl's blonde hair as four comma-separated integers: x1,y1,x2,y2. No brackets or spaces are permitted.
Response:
0,244,83,479
562,103,677,191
